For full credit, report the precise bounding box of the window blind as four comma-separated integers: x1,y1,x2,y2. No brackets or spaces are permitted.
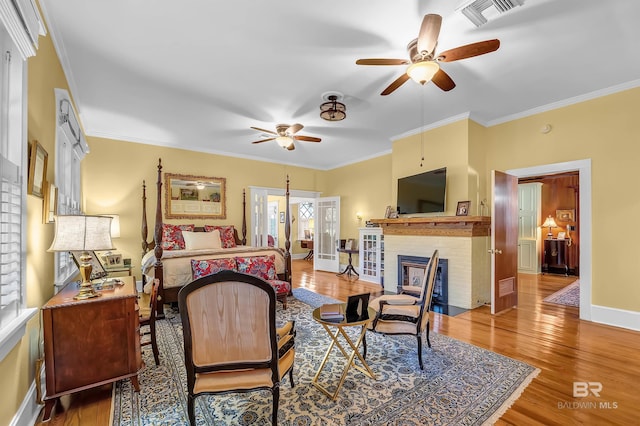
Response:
0,154,20,327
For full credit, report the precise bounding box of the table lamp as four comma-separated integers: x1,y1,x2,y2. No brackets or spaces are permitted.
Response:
541,215,558,239
48,215,114,300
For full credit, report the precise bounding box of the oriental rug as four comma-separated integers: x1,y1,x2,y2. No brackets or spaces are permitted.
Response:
112,288,539,425
543,280,580,307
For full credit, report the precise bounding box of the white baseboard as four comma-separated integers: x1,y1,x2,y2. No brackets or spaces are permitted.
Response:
590,305,640,331
10,363,45,426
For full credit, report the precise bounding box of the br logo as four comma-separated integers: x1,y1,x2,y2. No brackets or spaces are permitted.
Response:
573,382,602,397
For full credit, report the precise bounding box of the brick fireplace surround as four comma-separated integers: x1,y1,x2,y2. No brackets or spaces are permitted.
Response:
370,217,492,309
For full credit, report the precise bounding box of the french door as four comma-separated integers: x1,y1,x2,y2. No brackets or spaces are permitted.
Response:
313,196,340,272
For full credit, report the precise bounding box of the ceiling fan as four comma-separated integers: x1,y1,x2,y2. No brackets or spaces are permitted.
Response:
250,123,321,151
356,14,500,95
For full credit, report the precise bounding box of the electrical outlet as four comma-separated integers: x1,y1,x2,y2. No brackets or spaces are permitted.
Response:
566,225,575,231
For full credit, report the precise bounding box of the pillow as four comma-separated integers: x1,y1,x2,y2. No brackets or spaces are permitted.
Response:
235,255,276,280
182,229,221,250
191,258,237,280
161,224,195,250
204,225,237,248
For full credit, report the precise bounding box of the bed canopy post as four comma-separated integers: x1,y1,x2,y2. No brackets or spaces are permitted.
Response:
284,175,291,283
141,180,148,257
154,158,165,317
241,189,247,245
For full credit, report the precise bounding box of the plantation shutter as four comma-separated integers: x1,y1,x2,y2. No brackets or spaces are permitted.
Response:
0,153,21,327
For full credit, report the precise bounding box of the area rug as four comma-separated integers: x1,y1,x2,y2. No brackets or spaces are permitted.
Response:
112,288,539,425
543,280,580,307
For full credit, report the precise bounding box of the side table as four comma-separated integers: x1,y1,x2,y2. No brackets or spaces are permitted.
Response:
311,305,376,400
336,248,359,278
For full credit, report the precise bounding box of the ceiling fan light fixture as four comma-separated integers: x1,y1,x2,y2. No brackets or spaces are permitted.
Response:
276,135,293,149
407,61,440,85
320,94,346,121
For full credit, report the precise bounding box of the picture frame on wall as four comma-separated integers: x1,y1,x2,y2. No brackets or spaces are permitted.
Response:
556,209,575,222
42,182,58,224
456,201,471,216
28,140,48,198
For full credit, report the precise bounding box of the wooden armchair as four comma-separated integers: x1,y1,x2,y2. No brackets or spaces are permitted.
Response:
178,270,295,425
366,250,439,370
139,278,160,366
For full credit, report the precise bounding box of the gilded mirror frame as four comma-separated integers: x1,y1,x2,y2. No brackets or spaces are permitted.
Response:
165,173,226,219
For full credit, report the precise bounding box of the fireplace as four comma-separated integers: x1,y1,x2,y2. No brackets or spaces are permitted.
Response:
397,255,448,305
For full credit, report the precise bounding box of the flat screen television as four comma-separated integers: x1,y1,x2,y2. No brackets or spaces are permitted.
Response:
397,167,447,214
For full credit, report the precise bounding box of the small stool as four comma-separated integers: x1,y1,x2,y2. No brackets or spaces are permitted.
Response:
268,279,291,309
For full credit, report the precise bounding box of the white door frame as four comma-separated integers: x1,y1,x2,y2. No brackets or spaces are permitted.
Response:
507,159,592,320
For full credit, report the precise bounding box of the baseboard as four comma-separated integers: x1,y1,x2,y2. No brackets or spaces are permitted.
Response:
291,254,307,260
10,363,45,426
590,304,640,331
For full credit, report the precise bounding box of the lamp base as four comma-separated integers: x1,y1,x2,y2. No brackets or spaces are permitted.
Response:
74,252,101,300
74,281,101,300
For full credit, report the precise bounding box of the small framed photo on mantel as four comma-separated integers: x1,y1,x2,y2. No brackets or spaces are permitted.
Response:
456,201,470,216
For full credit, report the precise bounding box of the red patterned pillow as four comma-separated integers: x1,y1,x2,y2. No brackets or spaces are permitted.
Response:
204,225,237,248
235,255,276,280
161,224,195,250
191,258,238,280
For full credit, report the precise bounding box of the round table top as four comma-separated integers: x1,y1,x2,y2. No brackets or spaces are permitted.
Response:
312,305,376,327
337,248,359,254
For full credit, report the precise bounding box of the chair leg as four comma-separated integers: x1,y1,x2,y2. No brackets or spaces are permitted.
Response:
417,334,424,370
150,325,160,366
362,328,367,360
426,320,432,349
272,386,280,426
288,366,295,388
188,395,196,425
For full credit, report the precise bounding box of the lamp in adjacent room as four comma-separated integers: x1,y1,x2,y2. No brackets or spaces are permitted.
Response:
541,215,558,239
48,215,114,300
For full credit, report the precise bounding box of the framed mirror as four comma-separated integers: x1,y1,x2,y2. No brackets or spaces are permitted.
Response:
165,173,226,219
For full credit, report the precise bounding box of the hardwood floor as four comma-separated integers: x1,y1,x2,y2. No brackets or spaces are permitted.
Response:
36,260,640,425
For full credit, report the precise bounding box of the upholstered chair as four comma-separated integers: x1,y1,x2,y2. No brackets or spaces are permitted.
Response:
139,278,160,365
178,270,295,425
366,250,439,370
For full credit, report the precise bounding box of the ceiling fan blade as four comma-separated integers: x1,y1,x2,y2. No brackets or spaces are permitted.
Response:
437,39,500,62
294,135,321,142
287,123,303,134
381,73,410,96
251,138,276,144
417,14,442,56
431,69,456,92
356,58,410,66
250,126,277,135
286,143,295,151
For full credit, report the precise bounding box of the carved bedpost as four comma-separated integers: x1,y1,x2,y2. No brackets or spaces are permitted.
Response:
154,158,165,318
284,175,292,284
141,180,148,256
241,189,247,245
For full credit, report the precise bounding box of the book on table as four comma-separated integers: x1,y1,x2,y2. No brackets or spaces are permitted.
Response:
320,303,344,320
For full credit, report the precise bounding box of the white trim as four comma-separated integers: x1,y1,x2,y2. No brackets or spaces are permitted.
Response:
590,305,640,332
507,159,592,321
9,358,44,426
0,307,36,362
391,113,471,141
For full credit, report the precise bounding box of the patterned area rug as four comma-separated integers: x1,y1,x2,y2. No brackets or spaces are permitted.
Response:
543,280,580,307
112,288,539,425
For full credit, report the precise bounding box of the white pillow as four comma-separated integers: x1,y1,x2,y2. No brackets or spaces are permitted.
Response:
182,229,221,250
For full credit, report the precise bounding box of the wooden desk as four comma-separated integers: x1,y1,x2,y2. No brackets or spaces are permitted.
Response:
41,276,142,421
300,239,314,260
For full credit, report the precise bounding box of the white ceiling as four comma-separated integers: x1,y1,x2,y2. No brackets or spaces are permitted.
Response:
39,0,640,170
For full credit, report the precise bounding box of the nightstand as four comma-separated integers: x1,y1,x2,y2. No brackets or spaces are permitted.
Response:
542,239,569,275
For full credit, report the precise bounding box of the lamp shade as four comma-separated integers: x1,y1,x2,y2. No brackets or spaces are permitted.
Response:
108,214,121,239
276,136,293,149
541,216,558,229
48,215,115,252
407,61,440,85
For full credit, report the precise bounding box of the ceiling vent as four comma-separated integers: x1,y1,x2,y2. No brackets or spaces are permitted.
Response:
456,0,525,27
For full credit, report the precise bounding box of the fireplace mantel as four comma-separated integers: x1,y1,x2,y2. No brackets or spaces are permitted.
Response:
369,216,491,237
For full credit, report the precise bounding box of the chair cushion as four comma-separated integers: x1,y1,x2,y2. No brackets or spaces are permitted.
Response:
369,294,418,310
267,279,290,295
204,225,237,248
236,255,277,280
191,258,238,280
161,224,195,250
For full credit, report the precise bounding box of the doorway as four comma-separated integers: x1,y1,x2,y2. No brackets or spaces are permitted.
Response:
506,159,591,320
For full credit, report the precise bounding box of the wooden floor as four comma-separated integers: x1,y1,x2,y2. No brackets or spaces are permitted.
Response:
36,260,640,425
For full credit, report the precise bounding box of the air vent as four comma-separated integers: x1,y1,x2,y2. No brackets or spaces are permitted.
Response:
456,0,525,27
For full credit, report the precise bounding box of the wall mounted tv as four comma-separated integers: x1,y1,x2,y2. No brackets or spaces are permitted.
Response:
397,167,447,214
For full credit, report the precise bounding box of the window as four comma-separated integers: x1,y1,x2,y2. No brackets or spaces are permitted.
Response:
297,201,314,240
53,89,88,287
0,0,44,361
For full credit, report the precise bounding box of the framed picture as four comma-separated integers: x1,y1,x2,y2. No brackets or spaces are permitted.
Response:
28,140,48,198
456,201,470,216
279,211,285,223
345,238,357,251
71,251,107,280
165,173,226,219
384,205,392,219
42,182,58,224
556,209,575,222
180,188,199,200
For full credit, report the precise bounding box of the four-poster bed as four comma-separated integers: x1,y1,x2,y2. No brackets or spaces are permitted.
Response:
141,159,292,316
